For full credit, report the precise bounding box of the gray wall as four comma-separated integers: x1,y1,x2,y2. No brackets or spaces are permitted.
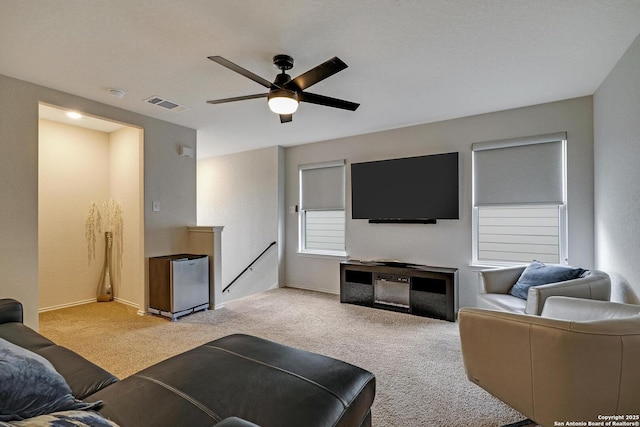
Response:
284,96,595,308
0,74,197,328
594,33,640,303
197,146,282,302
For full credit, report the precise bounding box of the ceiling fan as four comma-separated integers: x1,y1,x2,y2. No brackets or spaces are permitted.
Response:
206,54,360,123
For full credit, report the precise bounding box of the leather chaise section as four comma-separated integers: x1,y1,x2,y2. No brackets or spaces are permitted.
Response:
89,375,224,426
217,417,260,427
207,334,374,412
91,334,376,427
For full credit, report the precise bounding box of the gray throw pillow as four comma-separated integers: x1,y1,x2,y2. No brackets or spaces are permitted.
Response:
509,260,585,300
0,338,102,421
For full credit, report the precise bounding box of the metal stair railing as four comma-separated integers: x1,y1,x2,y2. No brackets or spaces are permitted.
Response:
222,241,277,293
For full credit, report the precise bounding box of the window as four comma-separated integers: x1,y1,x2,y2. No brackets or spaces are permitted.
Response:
299,160,346,256
472,132,567,265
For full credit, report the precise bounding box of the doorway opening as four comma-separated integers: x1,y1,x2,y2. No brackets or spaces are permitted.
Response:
38,103,144,313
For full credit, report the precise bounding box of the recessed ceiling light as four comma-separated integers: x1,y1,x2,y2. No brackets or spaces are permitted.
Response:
66,111,82,119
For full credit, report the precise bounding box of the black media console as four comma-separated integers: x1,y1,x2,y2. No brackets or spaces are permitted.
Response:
340,260,458,322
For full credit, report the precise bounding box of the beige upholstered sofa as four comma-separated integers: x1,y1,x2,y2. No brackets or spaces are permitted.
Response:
476,265,611,315
459,296,640,427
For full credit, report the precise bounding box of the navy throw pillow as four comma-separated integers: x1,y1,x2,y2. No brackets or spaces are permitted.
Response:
509,260,585,300
0,338,102,421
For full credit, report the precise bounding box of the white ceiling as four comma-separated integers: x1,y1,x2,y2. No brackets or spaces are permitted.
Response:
3,1,640,158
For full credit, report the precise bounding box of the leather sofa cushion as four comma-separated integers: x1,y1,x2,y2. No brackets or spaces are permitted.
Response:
89,334,375,427
0,322,56,351
0,299,23,324
35,345,119,400
0,323,118,400
541,296,640,321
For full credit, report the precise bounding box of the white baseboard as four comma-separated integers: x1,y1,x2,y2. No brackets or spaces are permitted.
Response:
283,283,340,295
39,297,141,314
39,298,96,313
113,297,143,316
222,282,280,304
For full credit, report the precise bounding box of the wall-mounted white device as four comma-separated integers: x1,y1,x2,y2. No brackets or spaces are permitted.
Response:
179,145,194,158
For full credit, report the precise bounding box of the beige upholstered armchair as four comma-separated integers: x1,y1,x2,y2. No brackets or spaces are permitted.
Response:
477,264,611,315
459,296,640,427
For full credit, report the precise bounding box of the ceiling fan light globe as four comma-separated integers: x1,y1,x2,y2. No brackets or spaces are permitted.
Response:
268,90,299,115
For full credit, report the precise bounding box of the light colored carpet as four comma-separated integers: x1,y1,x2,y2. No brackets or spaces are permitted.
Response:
40,287,528,426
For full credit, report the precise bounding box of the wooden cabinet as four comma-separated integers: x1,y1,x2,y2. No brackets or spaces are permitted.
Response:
340,261,458,321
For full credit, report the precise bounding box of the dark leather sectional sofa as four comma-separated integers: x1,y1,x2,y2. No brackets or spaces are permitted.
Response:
0,299,376,426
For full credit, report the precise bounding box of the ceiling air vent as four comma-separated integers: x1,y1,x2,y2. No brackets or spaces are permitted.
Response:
144,96,190,113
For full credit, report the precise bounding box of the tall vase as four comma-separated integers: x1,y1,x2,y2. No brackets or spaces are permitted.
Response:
97,231,114,302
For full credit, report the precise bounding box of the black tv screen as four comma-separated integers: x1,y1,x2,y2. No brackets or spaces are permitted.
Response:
351,152,459,222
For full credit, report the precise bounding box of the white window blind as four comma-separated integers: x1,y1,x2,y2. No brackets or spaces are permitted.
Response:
473,133,565,206
300,162,345,210
472,133,567,265
477,205,560,264
299,161,346,255
303,210,346,252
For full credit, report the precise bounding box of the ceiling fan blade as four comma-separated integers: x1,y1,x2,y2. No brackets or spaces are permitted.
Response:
285,57,348,91
280,114,293,124
299,92,360,111
208,56,277,89
206,93,267,104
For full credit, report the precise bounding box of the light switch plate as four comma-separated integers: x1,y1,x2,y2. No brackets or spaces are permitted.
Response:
152,201,160,212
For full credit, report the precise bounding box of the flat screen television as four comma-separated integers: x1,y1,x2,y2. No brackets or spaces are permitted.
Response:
351,152,459,223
